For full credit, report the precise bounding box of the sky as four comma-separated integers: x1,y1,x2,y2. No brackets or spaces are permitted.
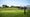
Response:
0,0,30,7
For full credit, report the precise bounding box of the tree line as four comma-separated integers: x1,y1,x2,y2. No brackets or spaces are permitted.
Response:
0,5,27,9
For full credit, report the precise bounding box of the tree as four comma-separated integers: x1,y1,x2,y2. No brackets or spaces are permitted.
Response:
11,6,14,7
11,6,15,8
2,5,9,8
21,7,24,9
0,7,1,8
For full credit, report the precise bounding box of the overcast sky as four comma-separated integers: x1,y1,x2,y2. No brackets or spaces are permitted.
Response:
0,0,30,7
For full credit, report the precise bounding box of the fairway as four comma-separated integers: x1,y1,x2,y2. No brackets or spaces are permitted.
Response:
0,8,24,17
0,8,24,13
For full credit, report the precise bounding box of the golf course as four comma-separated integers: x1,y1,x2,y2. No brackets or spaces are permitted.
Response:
0,8,30,17
0,8,24,17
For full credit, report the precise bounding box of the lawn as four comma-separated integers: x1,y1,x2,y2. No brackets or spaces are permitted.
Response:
0,8,24,17
26,10,30,17
0,8,30,17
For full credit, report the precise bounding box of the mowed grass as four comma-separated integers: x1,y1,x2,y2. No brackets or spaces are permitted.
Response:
26,10,30,17
0,8,24,17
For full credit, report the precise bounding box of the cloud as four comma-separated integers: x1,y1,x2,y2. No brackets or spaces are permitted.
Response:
0,0,30,7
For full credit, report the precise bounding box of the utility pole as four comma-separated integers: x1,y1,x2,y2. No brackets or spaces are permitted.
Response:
24,6,27,17
24,6,27,15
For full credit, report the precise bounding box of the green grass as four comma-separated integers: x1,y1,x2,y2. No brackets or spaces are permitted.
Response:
0,8,24,17
26,10,30,17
